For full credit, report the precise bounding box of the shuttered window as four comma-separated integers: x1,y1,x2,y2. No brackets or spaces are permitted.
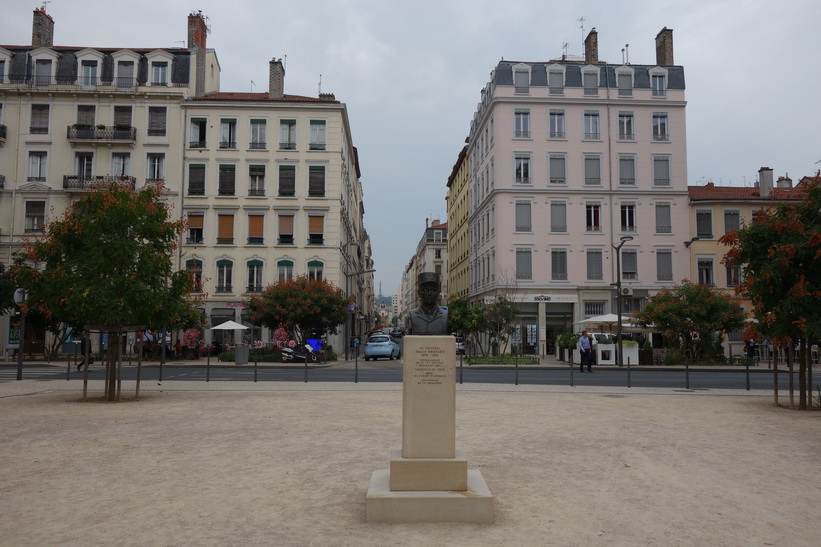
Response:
550,202,566,232
619,156,636,185
308,166,325,196
31,104,49,133
587,249,603,280
278,214,294,244
515,201,531,232
308,215,324,245
187,213,203,244
77,105,95,125
279,165,295,196
551,249,568,280
218,165,236,196
248,214,264,244
114,106,132,126
217,214,234,244
515,249,532,280
724,210,740,234
696,210,713,239
653,156,671,186
188,164,205,195
549,154,565,184
655,203,672,233
148,107,166,136
657,250,673,281
584,155,601,185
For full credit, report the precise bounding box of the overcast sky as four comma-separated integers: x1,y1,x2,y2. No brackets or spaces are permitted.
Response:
3,0,819,296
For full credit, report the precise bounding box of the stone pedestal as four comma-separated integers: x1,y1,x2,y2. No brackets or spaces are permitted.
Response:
365,336,493,523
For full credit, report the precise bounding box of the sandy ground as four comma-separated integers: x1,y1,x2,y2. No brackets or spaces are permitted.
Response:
0,381,819,546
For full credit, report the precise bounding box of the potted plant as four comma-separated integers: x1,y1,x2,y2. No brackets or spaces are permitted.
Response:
639,339,654,366
621,339,640,366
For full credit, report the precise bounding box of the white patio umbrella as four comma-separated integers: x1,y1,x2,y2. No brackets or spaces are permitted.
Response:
210,320,248,331
573,314,633,332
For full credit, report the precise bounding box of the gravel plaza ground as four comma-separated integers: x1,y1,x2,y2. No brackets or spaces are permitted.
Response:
0,371,820,546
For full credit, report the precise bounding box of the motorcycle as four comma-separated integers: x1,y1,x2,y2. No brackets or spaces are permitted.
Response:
281,344,319,363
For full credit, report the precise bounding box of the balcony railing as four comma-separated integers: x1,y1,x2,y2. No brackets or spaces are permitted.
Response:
279,142,296,150
186,236,204,245
216,238,234,245
549,131,566,139
549,87,564,95
278,235,294,245
308,235,324,245
549,177,565,185
63,175,136,189
246,285,263,293
249,142,267,150
309,143,326,150
67,125,136,142
247,237,264,245
514,131,530,138
189,141,207,149
515,225,531,232
219,141,237,149
215,285,233,293
0,74,189,92
248,188,265,197
516,272,533,280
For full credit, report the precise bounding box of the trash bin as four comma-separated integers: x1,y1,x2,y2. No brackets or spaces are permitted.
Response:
235,345,249,365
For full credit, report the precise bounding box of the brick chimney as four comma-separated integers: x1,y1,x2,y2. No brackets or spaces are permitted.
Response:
32,7,54,47
758,167,773,198
584,28,598,64
269,58,285,100
187,11,208,49
655,27,674,66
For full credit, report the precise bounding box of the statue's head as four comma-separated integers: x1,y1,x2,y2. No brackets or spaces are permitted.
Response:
417,272,440,307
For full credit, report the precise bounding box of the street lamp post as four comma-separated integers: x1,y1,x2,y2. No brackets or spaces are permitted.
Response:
612,236,633,367
344,268,375,360
14,288,29,381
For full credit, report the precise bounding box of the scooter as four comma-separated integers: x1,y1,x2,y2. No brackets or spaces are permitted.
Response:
281,344,319,363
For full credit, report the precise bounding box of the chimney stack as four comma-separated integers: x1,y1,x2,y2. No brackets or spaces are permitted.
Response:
187,11,208,50
777,175,793,188
32,7,54,47
584,28,598,64
269,58,285,99
758,167,773,198
655,27,674,66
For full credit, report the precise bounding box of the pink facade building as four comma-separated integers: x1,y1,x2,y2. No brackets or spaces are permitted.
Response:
465,28,689,354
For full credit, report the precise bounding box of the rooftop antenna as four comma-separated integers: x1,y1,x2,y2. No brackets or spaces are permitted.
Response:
41,1,51,10
318,73,322,95
562,42,568,59
577,16,586,48
624,43,630,64
250,80,255,92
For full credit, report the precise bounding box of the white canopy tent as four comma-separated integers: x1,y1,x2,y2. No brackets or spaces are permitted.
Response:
210,320,248,331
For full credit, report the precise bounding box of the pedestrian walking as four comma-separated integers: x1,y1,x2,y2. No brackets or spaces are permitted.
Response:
579,330,593,372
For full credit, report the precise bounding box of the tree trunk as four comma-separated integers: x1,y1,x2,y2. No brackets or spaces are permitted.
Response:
787,340,794,410
798,339,807,410
106,343,117,401
772,347,779,407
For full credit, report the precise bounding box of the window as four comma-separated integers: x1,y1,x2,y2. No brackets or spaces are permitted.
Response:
583,70,598,95
81,60,97,87
514,69,529,93
249,165,265,196
250,119,266,149
652,74,666,97
549,154,566,185
217,214,234,244
189,118,207,148
34,59,52,86
435,248,442,259
584,154,601,185
696,210,713,239
618,113,634,140
280,119,296,150
617,71,633,96
309,120,326,150
247,214,264,245
549,110,565,139
25,201,45,233
698,257,714,285
550,202,566,232
278,165,296,196
621,204,636,232
657,250,673,281
220,119,237,149
655,203,672,233
216,260,233,293
147,153,165,182
151,62,167,86
148,107,166,136
31,105,49,133
188,164,205,195
514,154,531,184
548,70,564,94
247,260,264,293
551,249,568,280
653,156,671,186
514,109,530,138
515,249,532,280
308,215,324,245
0,60,4,83
28,152,47,182
112,153,130,176
76,152,93,181
622,250,638,280
116,60,135,88
77,105,95,125
186,214,204,244
277,259,294,281
435,264,443,276
218,165,236,196
724,210,740,234
515,201,531,232
585,301,606,316
652,113,669,141
619,156,636,186
308,260,324,281
278,214,294,245
586,249,603,280
584,111,600,139
586,204,601,232
186,259,203,292
308,166,325,197
726,265,742,287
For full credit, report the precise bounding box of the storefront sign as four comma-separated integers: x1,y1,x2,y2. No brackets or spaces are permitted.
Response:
531,294,578,303
227,301,245,308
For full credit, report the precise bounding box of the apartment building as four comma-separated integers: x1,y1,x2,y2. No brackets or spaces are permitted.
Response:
464,27,689,354
446,145,470,299
0,8,371,354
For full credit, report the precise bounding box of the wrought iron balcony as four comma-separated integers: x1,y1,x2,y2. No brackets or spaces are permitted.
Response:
309,143,326,151
246,285,263,293
278,235,294,245
279,142,296,150
247,237,264,245
248,188,265,197
67,125,136,143
249,142,267,150
215,285,233,293
63,175,136,189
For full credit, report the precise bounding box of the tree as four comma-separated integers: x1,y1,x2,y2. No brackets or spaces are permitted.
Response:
0,261,15,313
447,296,488,355
721,176,821,409
13,181,197,400
485,296,518,355
634,282,745,361
246,275,349,344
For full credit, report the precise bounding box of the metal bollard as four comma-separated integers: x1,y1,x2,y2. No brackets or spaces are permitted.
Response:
514,347,519,386
745,359,750,391
459,352,463,385
685,361,690,390
206,353,210,382
627,357,632,388
254,360,258,383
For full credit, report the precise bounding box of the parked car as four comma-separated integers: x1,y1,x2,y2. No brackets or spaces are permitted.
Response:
455,336,465,355
363,334,401,361
390,327,405,338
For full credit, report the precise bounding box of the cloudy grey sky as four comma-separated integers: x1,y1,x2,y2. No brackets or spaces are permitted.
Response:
3,0,819,296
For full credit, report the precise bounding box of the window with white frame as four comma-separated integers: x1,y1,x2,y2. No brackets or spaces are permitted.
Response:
514,154,531,184
151,62,168,86
697,257,714,285
277,259,294,281
622,249,638,280
651,73,666,97
514,109,530,138
549,110,565,139
724,210,740,234
309,120,326,150
247,214,264,245
584,154,601,185
219,119,237,149
513,68,530,93
216,260,233,292
186,213,204,244
0,59,5,83
116,60,135,88
583,69,598,95
652,113,669,141
656,249,673,281
586,249,603,280
621,203,636,232
548,69,564,94
726,264,742,287
280,119,296,150
551,249,568,280
618,112,634,140
586,203,601,232
584,111,600,139
617,69,633,96
247,260,264,292
550,202,567,232
549,154,566,185
217,214,234,245
28,151,48,182
619,155,636,185
112,153,130,176
249,165,265,196
655,203,672,233
278,214,295,245
147,153,164,182
186,259,203,292
696,210,713,239
25,201,45,233
653,156,671,186
308,260,324,281
34,59,52,86
515,200,531,232
189,118,207,148
515,248,532,280
250,119,266,149
308,215,324,245
80,60,97,87
75,152,93,181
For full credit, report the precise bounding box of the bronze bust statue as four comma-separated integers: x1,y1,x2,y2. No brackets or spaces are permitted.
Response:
408,272,448,335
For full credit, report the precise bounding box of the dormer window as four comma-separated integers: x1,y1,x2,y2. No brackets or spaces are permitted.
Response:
548,69,564,95
512,63,531,94
81,61,97,87
116,60,135,88
34,59,52,86
152,62,168,86
616,67,633,96
650,67,669,97
582,67,599,95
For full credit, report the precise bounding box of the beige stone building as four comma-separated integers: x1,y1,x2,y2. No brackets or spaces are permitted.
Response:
446,145,470,300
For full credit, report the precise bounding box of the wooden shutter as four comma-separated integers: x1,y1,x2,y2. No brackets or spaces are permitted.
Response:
148,107,166,136
77,105,95,125
188,164,205,195
218,214,234,241
308,215,323,234
279,165,295,196
114,106,132,126
248,215,263,237
218,165,235,195
187,214,203,229
308,166,325,196
31,105,49,131
279,215,294,235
